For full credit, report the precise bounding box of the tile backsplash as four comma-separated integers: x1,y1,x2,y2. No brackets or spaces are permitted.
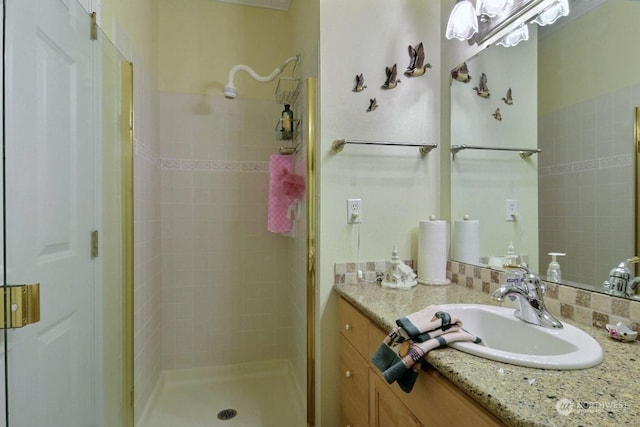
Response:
334,259,640,339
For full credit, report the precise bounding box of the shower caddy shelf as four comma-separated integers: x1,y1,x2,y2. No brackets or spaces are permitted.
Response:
275,76,302,154
275,77,301,105
275,119,302,142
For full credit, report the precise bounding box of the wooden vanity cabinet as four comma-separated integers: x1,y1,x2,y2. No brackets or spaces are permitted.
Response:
369,371,423,427
338,297,506,427
338,296,372,426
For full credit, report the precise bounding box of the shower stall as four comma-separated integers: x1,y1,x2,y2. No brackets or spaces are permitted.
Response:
1,0,132,426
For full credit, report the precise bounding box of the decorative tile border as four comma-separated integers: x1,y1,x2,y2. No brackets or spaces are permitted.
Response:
160,158,269,173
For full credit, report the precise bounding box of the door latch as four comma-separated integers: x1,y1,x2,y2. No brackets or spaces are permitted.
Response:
0,283,41,329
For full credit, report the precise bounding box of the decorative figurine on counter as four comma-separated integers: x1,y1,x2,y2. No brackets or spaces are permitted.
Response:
473,73,490,98
605,322,638,342
404,42,431,77
367,98,378,112
502,88,513,105
353,73,367,92
381,246,417,290
451,62,471,83
492,108,502,121
381,64,401,89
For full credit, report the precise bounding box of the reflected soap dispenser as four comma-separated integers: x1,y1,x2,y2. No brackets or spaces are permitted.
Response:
506,241,518,266
546,252,565,282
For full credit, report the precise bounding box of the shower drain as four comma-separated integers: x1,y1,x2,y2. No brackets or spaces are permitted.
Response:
217,409,238,421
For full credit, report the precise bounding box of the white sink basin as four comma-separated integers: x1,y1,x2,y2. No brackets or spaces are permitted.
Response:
439,304,604,370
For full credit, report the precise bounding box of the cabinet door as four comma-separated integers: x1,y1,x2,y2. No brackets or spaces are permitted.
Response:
339,298,370,357
340,335,369,426
369,369,423,427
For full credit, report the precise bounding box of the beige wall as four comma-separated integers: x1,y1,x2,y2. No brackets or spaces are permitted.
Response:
539,0,640,114
158,0,292,98
318,1,441,424
101,0,159,78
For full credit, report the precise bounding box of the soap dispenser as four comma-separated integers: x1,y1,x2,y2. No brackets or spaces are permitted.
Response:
546,252,566,282
506,241,518,266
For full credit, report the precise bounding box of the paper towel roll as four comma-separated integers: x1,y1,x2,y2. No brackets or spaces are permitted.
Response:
454,219,480,265
417,220,451,285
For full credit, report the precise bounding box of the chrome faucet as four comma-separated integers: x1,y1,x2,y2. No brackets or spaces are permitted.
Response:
492,267,563,329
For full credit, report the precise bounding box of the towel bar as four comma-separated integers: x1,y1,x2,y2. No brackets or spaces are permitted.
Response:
332,139,438,157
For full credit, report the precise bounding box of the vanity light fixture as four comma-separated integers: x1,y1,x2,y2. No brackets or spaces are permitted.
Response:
446,0,479,41
446,0,568,46
532,0,570,26
496,23,529,47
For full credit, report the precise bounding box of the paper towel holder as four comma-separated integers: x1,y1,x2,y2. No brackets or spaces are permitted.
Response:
417,216,452,286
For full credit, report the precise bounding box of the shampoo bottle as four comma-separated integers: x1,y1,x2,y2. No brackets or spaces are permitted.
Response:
281,104,293,139
546,252,566,282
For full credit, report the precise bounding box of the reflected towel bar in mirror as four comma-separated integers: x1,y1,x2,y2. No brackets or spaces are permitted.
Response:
450,144,541,159
332,139,438,157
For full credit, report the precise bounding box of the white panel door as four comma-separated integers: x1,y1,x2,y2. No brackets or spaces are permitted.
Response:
2,0,98,425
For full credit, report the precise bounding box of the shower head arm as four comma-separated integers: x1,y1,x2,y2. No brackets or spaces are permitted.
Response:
224,55,299,99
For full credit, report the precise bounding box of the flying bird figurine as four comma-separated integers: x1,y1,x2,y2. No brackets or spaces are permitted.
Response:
473,73,490,98
367,98,378,112
502,88,513,105
353,73,367,92
492,108,502,121
451,62,471,83
381,64,401,89
404,42,431,77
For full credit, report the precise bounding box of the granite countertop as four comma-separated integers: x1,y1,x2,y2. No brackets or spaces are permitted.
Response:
334,282,639,427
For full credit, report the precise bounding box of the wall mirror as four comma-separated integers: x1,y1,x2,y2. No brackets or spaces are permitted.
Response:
450,0,640,299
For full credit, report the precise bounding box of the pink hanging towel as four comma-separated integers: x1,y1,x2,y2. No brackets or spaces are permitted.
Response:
268,154,294,233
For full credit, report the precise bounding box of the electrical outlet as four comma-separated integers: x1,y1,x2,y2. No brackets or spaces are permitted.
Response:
347,198,362,224
506,199,518,221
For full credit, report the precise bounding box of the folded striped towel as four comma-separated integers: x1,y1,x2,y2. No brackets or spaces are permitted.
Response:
371,305,484,393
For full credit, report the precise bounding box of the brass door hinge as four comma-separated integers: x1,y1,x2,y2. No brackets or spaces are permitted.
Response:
90,12,98,41
1,283,41,329
91,230,99,259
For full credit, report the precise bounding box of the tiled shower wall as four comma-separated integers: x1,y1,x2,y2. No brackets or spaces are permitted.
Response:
538,84,640,286
159,93,304,379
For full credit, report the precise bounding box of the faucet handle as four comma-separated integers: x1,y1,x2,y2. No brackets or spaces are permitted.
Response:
626,277,640,297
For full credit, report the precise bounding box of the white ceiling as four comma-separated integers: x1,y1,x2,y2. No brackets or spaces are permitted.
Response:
214,0,291,11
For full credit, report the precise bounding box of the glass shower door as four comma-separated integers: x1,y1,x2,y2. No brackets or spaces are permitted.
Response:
2,0,101,425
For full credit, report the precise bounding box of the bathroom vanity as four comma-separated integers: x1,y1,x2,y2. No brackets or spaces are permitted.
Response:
339,297,504,426
335,282,640,426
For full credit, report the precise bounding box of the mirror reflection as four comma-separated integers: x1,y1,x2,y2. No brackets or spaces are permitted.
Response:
450,0,640,299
